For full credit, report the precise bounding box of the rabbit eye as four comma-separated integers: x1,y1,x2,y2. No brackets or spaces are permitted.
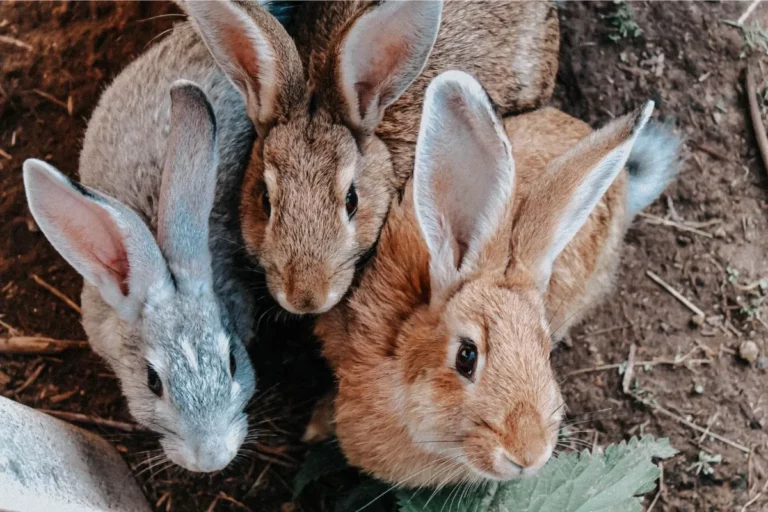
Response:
229,348,237,377
455,339,477,380
147,366,163,397
346,184,358,219
261,186,271,218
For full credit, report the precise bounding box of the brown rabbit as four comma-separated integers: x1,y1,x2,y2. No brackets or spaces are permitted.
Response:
310,71,679,485
183,0,559,314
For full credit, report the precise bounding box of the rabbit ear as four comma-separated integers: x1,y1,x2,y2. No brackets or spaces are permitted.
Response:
157,80,217,295
335,0,442,136
184,0,304,136
512,101,655,292
414,71,514,297
23,159,169,322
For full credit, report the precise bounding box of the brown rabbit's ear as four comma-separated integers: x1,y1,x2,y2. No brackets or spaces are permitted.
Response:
414,71,514,299
184,0,305,136
334,0,442,137
511,101,655,292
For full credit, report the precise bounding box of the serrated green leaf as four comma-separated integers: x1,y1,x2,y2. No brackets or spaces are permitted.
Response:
293,440,349,498
395,436,676,512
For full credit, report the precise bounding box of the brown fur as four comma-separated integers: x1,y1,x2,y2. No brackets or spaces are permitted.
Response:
313,107,642,486
189,0,560,313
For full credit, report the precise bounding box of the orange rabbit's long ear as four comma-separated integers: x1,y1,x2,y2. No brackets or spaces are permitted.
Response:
184,0,305,136
511,101,654,292
413,71,514,300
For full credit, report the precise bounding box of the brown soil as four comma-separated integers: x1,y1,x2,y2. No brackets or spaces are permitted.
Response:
1,1,767,511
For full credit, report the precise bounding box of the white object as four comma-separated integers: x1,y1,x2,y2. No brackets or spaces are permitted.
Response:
0,397,150,512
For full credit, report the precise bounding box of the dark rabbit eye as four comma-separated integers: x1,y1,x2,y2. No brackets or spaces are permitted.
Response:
229,348,237,377
261,185,271,218
346,183,358,219
455,339,478,380
147,366,163,397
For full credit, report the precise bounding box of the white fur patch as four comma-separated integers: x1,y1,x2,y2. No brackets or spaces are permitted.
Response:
217,332,230,357
180,337,198,371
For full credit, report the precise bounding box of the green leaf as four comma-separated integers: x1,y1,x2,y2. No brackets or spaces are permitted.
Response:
395,436,676,512
293,440,350,498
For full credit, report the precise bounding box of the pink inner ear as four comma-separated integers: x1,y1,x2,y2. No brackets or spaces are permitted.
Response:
54,195,131,297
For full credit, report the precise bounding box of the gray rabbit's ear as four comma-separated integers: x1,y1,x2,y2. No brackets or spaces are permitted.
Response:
23,159,170,322
334,0,443,137
157,80,217,295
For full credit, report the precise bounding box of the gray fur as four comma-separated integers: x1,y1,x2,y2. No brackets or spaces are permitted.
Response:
42,24,259,473
625,122,681,216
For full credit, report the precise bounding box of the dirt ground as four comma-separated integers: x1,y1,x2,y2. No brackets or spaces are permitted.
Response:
1,1,767,511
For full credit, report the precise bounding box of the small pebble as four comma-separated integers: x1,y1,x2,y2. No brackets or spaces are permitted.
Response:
693,383,704,395
756,357,768,369
738,340,759,364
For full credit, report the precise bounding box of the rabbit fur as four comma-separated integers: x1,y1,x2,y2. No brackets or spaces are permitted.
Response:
311,71,679,486
22,3,290,472
182,0,560,314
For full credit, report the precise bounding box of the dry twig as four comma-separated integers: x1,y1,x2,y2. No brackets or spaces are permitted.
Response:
0,34,33,51
0,148,11,160
646,270,706,320
14,363,45,394
638,212,714,238
565,355,710,378
32,89,70,112
39,409,143,432
746,63,768,174
632,395,751,454
622,344,637,394
738,0,763,26
0,336,88,354
742,493,763,511
647,462,664,511
31,274,82,314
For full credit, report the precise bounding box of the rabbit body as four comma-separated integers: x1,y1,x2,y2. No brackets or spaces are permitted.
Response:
314,73,678,486
184,0,559,314
24,13,286,472
79,25,255,345
289,0,560,183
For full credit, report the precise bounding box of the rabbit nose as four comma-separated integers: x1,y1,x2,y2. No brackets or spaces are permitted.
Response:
192,440,236,473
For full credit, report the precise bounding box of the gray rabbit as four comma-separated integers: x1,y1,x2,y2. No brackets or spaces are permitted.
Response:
22,11,270,472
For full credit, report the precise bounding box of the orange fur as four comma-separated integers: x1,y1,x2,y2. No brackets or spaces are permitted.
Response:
314,107,644,486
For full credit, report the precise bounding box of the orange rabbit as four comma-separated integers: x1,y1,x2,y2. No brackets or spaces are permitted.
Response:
312,71,679,485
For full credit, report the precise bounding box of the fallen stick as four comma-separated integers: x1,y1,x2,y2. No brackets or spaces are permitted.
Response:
646,270,706,320
32,89,69,112
565,357,711,378
638,212,714,238
0,148,11,160
632,395,751,454
14,364,46,394
577,323,633,339
31,274,82,314
0,336,88,355
738,0,763,26
646,462,663,511
0,34,33,52
39,409,143,433
746,63,768,174
622,344,637,394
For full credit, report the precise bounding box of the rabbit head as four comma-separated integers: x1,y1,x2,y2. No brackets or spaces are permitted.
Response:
328,71,654,485
23,81,256,473
185,0,442,314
